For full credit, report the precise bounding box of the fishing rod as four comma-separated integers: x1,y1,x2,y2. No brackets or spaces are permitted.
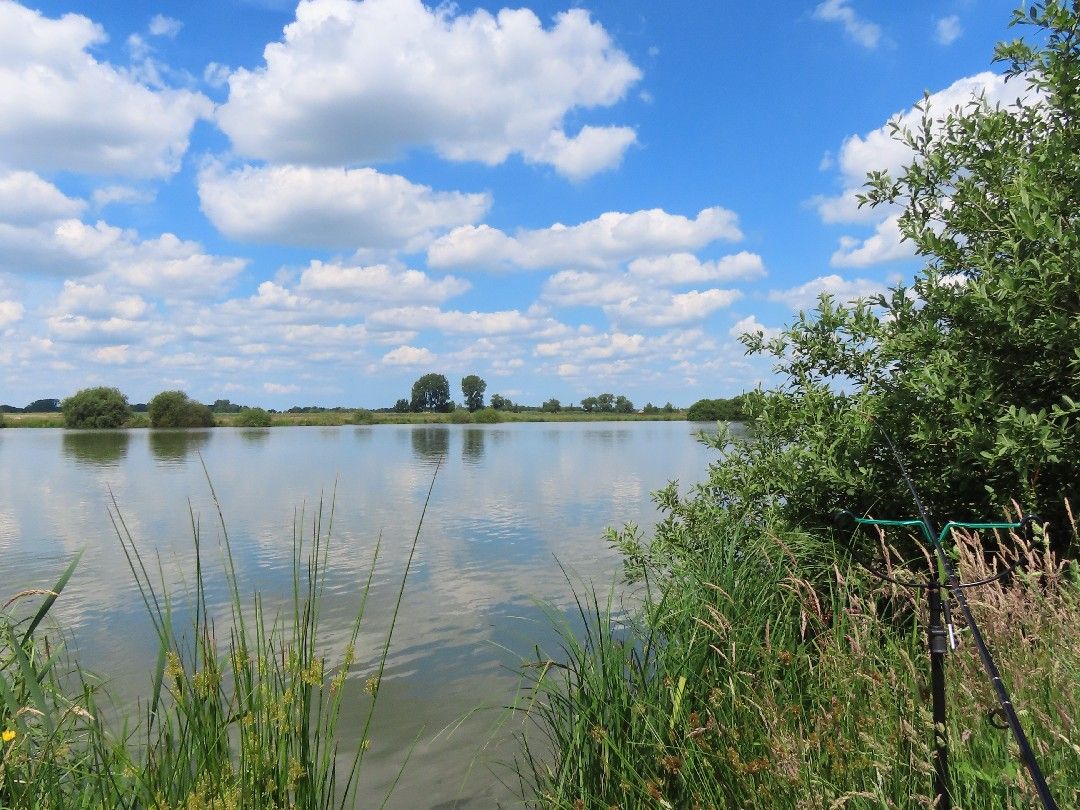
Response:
835,428,1059,810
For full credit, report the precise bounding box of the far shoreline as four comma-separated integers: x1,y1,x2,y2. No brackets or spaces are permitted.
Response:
1,410,720,429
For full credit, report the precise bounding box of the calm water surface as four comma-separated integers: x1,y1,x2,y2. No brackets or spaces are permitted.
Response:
0,422,719,807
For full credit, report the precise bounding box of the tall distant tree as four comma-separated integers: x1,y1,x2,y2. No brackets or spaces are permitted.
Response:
596,393,616,412
393,398,410,413
461,375,487,412
615,395,635,413
542,398,561,413
410,373,451,412
580,396,598,412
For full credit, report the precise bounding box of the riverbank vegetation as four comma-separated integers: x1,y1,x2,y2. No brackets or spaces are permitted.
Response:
0,474,432,808
518,3,1080,807
1,396,748,427
5,366,749,428
520,509,1080,808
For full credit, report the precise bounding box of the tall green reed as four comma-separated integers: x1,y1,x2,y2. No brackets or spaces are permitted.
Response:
1,459,440,808
518,510,1080,808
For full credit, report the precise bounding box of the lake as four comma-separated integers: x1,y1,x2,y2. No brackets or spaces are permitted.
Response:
0,421,719,808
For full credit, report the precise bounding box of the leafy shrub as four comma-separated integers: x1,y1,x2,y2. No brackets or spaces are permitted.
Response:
61,386,131,428
127,413,150,428
235,407,272,427
148,391,215,428
710,4,1080,534
686,396,747,422
447,409,473,424
472,408,502,424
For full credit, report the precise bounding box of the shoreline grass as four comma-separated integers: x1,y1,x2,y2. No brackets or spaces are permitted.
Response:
517,509,1080,808
0,463,439,808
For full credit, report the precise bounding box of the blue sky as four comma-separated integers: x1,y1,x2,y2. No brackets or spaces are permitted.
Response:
0,0,1031,408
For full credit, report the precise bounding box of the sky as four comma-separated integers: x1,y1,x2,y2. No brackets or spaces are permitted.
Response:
0,0,1034,409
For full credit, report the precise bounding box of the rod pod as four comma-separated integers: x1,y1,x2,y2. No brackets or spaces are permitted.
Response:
835,425,1059,809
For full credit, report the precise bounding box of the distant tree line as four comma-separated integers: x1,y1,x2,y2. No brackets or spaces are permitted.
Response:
0,398,62,413
23,380,750,428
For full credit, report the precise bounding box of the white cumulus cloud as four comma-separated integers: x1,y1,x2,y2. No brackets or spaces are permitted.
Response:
369,305,561,336
0,2,212,177
830,213,915,267
264,382,300,394
530,125,638,182
814,71,1037,265
215,0,641,179
817,72,1031,224
0,170,85,225
768,274,885,311
812,0,882,49
382,345,435,366
728,315,780,341
429,206,742,271
0,299,24,328
604,288,741,328
148,14,183,38
198,163,491,250
535,332,644,361
92,185,156,209
541,270,640,307
627,251,765,284
297,261,469,303
54,281,148,320
935,15,962,46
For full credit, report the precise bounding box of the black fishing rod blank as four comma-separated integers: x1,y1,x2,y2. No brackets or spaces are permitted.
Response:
835,429,1059,810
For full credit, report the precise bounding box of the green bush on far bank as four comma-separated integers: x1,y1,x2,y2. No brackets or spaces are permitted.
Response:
471,407,502,424
685,395,748,422
61,386,132,428
148,390,215,428
234,406,272,427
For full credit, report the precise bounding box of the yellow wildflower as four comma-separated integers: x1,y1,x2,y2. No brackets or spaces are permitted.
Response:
2,729,15,743
165,650,184,682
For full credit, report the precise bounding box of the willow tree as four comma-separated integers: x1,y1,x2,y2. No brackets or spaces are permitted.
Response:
711,1,1080,537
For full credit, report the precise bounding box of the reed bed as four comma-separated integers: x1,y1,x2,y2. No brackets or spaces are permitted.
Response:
0,465,437,808
517,508,1080,808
